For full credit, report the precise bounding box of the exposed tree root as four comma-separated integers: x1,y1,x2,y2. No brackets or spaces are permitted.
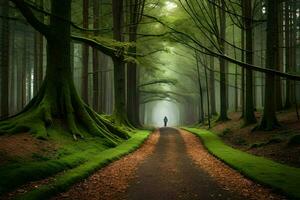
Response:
0,83,129,146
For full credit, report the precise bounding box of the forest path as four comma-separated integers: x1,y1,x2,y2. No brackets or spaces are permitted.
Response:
124,127,239,200
53,128,282,200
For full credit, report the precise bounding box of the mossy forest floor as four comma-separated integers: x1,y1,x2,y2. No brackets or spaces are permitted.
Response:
0,123,150,200
208,109,300,167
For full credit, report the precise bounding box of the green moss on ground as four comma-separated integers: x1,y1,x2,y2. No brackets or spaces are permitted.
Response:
13,130,150,200
183,127,300,199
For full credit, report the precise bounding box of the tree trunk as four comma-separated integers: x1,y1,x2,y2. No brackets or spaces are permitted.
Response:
290,0,297,104
240,28,245,118
204,55,211,128
257,0,280,130
233,26,238,112
209,55,217,115
33,0,44,95
244,0,257,125
284,1,292,108
276,2,283,110
126,0,143,127
81,0,89,104
196,53,204,123
92,0,100,112
0,0,10,119
112,0,129,125
218,0,229,121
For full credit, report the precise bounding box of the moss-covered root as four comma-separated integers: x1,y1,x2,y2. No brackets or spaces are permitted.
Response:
0,85,126,146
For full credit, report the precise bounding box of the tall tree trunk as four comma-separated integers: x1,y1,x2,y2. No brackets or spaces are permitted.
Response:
22,31,27,107
196,53,204,123
92,0,100,112
258,0,280,130
290,0,297,104
209,55,217,115
244,0,257,125
233,25,238,112
81,0,89,104
218,0,229,121
240,28,245,117
127,0,143,127
284,1,292,108
0,0,10,119
276,2,283,110
204,55,211,128
112,0,128,125
33,0,44,95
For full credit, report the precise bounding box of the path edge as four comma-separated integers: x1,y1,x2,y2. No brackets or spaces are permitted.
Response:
14,130,152,200
182,127,300,200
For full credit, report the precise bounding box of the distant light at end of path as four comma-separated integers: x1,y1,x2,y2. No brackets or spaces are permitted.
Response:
165,1,177,11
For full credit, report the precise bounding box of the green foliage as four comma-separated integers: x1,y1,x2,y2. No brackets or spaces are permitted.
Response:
183,127,300,199
14,130,150,200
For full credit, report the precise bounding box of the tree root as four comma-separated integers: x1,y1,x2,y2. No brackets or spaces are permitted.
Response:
0,85,129,145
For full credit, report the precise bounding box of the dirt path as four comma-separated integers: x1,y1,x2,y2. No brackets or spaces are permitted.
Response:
53,128,285,200
124,128,240,200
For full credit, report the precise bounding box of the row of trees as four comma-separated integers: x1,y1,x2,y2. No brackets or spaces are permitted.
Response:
0,0,146,142
1,0,299,131
174,0,300,130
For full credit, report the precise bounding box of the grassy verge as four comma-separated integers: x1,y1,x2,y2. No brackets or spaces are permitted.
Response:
183,127,300,199
15,130,150,200
0,124,109,195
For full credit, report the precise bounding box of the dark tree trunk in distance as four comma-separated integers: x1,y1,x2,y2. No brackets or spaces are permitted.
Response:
81,0,89,104
257,0,280,130
218,0,229,121
0,0,10,119
244,0,257,125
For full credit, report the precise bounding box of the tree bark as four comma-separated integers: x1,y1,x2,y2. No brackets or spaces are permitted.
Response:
92,0,100,112
257,0,280,130
81,0,89,104
195,53,204,123
127,0,144,127
0,0,10,119
284,1,292,108
218,0,229,121
209,55,217,115
112,0,129,125
276,2,283,110
244,0,257,125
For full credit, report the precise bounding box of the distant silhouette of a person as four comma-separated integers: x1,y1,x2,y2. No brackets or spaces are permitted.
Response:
164,116,168,127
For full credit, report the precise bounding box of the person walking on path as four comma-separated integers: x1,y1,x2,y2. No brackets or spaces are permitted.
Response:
164,116,168,127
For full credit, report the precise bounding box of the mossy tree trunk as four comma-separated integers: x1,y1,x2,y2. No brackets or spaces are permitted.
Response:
112,0,131,126
0,0,128,144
